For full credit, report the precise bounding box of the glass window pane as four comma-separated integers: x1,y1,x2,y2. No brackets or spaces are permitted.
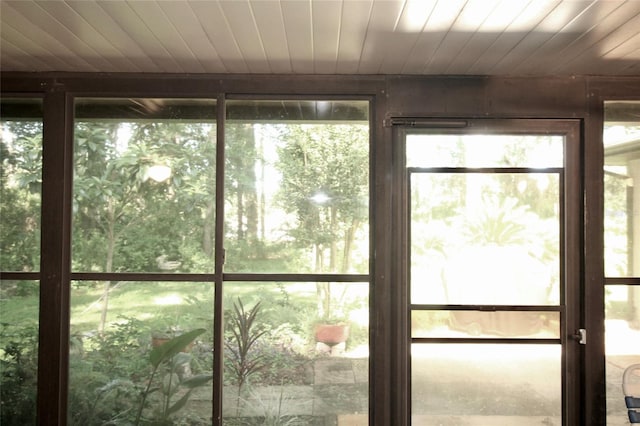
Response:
605,285,640,425
223,282,369,424
68,281,213,425
224,100,370,274
411,310,559,338
604,101,640,277
0,280,39,425
407,134,563,168
410,173,560,305
72,98,216,273
411,344,561,425
1,99,43,272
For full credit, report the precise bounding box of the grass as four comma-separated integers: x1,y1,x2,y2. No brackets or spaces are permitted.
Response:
1,280,367,351
0,293,39,327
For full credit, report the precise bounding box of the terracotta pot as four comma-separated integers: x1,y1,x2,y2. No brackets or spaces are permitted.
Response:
151,336,193,352
314,323,350,345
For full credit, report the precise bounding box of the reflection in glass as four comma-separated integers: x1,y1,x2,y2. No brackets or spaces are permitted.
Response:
411,344,561,425
406,134,563,168
604,101,640,277
1,99,43,272
223,281,369,423
411,310,559,338
605,286,640,425
72,98,216,274
68,281,213,425
0,280,39,425
224,100,370,274
410,173,560,305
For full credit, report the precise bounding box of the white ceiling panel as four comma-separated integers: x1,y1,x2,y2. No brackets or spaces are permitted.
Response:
335,0,372,74
220,0,270,73
358,0,405,74
62,1,160,72
401,0,467,74
2,1,100,72
378,0,435,74
192,1,246,73
511,0,618,74
466,0,563,74
444,0,526,74
250,0,291,73
1,0,638,76
428,0,504,74
563,11,640,74
2,21,67,71
281,0,314,74
311,0,341,74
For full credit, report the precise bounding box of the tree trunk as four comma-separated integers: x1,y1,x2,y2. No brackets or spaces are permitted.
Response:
99,200,116,336
202,199,214,258
341,219,360,273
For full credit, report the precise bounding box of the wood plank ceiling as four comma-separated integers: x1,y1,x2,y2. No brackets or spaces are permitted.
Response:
1,0,639,76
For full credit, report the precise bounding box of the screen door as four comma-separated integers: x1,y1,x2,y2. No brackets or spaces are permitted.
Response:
396,119,582,425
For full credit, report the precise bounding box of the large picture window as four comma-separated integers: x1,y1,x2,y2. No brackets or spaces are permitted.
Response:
61,97,370,425
222,99,370,424
603,101,640,425
68,98,217,425
0,98,43,425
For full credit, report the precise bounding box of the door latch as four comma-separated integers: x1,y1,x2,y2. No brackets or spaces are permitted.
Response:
572,328,587,345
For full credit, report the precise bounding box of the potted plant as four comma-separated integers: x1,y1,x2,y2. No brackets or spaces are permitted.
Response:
313,282,351,354
135,329,211,426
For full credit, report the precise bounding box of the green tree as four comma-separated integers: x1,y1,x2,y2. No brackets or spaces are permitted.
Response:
276,124,368,318
73,119,216,333
0,121,42,273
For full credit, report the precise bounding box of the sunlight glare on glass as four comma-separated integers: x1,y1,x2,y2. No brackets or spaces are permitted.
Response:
154,294,183,306
310,191,331,205
116,123,131,153
147,164,172,182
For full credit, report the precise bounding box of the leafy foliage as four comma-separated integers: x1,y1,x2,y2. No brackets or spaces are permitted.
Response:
0,323,38,426
224,299,267,390
135,328,210,426
0,121,42,272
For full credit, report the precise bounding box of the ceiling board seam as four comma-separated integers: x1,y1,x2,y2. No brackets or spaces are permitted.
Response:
1,20,68,70
598,13,640,58
355,0,375,73
620,47,640,69
510,0,600,74
309,0,315,73
422,0,468,73
3,1,100,72
36,2,103,72
187,1,227,73
156,1,206,73
1,35,54,71
443,0,504,74
218,1,252,73
550,4,638,73
277,0,294,74
392,0,408,32
398,1,438,74
465,0,535,74
486,0,563,74
94,1,163,73
332,0,344,74
46,0,127,70
190,3,229,73
247,1,271,73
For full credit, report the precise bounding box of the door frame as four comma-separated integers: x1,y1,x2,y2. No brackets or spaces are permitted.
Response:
390,118,584,425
